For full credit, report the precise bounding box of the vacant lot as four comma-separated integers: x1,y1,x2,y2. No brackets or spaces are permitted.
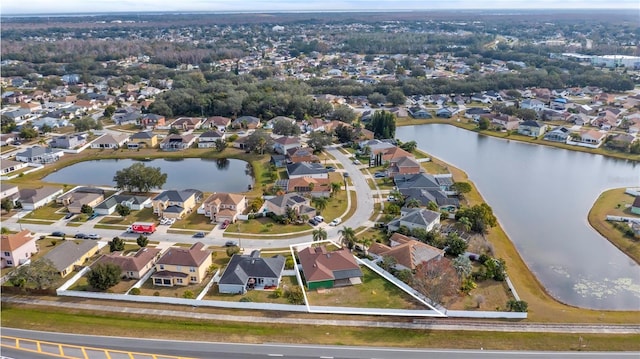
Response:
226,217,311,235
305,267,423,309
446,279,515,311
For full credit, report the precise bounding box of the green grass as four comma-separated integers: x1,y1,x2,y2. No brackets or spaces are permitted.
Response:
22,202,66,220
172,209,216,231
226,217,311,235
587,188,640,264
305,267,422,309
3,306,639,350
204,276,298,304
17,219,55,225
98,208,157,226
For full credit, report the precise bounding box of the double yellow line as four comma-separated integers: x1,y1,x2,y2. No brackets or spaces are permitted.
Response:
0,335,195,359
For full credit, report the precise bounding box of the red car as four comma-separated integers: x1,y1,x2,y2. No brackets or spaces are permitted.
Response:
220,220,230,229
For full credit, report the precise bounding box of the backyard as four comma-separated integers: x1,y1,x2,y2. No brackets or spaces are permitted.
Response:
204,276,299,304
136,274,212,298
304,266,423,309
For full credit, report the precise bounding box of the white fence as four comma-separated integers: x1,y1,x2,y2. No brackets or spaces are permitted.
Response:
446,310,527,319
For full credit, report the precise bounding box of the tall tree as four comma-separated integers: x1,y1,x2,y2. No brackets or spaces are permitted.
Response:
311,196,328,214
328,104,357,124
307,131,333,152
412,258,459,306
330,182,342,198
137,235,149,248
109,236,125,252
366,111,396,139
338,227,357,249
312,228,328,242
9,258,58,290
445,232,468,257
113,163,168,193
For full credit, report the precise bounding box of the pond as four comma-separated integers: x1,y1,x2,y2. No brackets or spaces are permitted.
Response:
44,158,254,193
397,124,640,310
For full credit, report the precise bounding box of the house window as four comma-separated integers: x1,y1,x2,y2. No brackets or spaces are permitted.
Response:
159,264,165,270
6,260,12,265
176,278,183,284
190,276,197,282
154,278,162,285
3,252,9,257
189,267,196,273
163,279,171,285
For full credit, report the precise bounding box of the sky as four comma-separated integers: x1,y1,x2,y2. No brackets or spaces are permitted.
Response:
2,0,638,15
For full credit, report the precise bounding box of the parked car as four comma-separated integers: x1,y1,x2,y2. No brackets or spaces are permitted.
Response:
220,219,230,229
224,240,238,247
86,234,101,240
314,215,324,223
329,218,342,226
51,231,65,237
193,232,206,238
387,195,396,202
75,233,88,239
353,159,361,165
325,166,336,172
160,218,169,225
88,213,99,220
64,212,74,220
374,172,386,178
308,218,319,226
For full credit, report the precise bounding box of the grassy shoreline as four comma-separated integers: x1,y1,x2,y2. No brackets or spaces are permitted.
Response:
587,188,640,264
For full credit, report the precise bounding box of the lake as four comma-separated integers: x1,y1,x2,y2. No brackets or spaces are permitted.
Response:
397,124,640,310
44,158,254,193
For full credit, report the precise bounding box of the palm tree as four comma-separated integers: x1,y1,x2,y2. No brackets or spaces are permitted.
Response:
330,182,342,198
285,207,297,222
311,196,328,214
455,216,472,233
338,227,357,249
358,238,372,256
312,228,327,242
405,198,422,208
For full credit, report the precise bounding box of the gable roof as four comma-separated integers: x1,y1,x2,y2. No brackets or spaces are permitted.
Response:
203,192,245,207
93,133,129,145
399,208,441,227
19,186,62,204
286,162,327,177
156,242,212,267
205,116,232,126
219,250,285,285
369,233,444,270
298,246,362,283
153,190,196,203
394,173,440,190
44,240,99,272
0,230,35,252
266,193,309,209
130,131,156,140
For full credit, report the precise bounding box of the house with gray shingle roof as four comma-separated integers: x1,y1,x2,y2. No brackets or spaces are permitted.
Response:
43,240,100,277
387,208,441,233
218,250,285,294
90,133,129,149
286,162,328,179
15,146,65,164
18,186,63,210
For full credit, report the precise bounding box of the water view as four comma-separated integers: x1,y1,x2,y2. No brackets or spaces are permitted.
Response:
397,124,640,310
44,158,254,193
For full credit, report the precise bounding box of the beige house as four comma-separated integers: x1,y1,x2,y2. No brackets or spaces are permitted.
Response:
94,247,161,279
44,240,100,277
152,189,200,219
1,229,38,268
151,242,212,286
199,192,246,223
57,188,105,214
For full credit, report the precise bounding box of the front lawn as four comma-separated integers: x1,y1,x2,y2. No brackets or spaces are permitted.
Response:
172,209,215,231
98,207,157,226
304,266,423,309
226,217,311,235
22,202,66,221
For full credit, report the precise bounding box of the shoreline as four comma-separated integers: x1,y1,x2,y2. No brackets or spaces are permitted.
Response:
396,118,640,162
417,150,640,322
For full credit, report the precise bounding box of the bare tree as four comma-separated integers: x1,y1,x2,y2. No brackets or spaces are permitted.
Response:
411,258,459,306
475,294,485,308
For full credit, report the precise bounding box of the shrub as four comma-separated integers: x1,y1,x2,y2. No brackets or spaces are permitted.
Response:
506,299,529,312
284,285,305,305
284,257,295,270
272,288,283,298
153,291,160,296
239,297,253,302
130,288,141,295
182,290,195,299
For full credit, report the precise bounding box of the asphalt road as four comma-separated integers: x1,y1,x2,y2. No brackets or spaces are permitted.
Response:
2,328,637,359
1,145,375,250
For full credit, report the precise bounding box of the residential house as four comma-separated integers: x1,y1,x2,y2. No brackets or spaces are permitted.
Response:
49,134,87,149
273,136,301,155
370,146,412,166
160,134,196,151
1,230,38,268
605,133,637,152
278,176,331,197
128,131,158,149
0,184,19,203
90,133,129,149
170,117,203,131
202,116,232,132
569,129,607,148
517,120,546,137
94,247,161,279
286,147,319,163
488,114,521,131
218,250,286,294
1,159,28,175
44,240,100,277
436,107,455,118
394,173,452,192
632,196,640,215
18,101,42,112
15,146,64,164
305,118,325,132
369,233,444,271
399,187,459,210
263,193,316,217
0,133,18,146
197,130,225,148
464,107,491,121
5,108,31,122
286,162,328,179
520,99,546,111
544,126,571,142
151,242,212,286
18,186,63,210
113,107,142,125
387,208,441,233
94,194,152,215
408,107,432,119
152,189,200,219
199,192,246,223
57,187,105,214
138,114,166,129
298,246,363,290
387,156,422,178
232,116,261,129
568,113,591,126
270,154,287,168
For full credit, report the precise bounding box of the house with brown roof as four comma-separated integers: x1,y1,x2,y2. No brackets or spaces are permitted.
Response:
569,129,606,148
90,133,129,149
369,233,444,271
273,136,301,154
94,247,161,279
387,156,422,178
297,246,363,290
285,176,331,197
1,230,38,268
151,242,212,286
287,147,320,163
170,117,203,131
1,159,28,175
138,114,165,129
57,187,105,214
202,116,232,132
199,192,247,223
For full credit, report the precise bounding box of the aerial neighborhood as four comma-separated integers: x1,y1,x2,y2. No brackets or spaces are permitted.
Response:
0,10,639,352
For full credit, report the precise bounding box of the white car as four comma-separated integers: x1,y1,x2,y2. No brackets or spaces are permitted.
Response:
314,215,324,223
329,218,342,226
